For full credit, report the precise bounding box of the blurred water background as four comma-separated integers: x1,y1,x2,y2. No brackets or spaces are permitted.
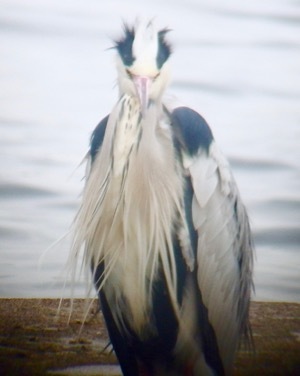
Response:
1,0,299,301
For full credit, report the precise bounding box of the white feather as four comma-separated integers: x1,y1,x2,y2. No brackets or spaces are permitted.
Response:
189,150,218,208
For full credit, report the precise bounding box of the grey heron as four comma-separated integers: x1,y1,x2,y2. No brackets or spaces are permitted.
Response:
70,20,254,376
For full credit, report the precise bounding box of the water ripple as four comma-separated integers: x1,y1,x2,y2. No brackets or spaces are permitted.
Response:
229,157,294,171
172,80,300,99
254,227,300,247
0,182,56,199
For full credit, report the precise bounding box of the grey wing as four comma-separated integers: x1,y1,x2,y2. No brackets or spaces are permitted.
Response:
171,106,254,373
191,143,253,359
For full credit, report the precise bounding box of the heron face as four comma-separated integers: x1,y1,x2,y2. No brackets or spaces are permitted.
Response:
115,20,172,115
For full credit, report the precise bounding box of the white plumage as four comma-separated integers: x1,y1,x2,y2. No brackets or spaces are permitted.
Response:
69,19,253,376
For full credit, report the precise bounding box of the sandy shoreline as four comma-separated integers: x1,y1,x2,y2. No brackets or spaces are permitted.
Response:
0,299,299,375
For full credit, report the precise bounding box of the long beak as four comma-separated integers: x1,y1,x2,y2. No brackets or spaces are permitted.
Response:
133,76,151,117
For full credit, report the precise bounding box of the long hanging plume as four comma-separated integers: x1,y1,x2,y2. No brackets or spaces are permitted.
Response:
69,94,187,333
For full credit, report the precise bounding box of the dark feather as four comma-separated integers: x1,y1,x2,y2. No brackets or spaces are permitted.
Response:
115,23,136,67
157,28,172,68
170,107,214,156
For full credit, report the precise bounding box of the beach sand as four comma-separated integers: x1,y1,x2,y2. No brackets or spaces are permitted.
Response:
0,299,299,375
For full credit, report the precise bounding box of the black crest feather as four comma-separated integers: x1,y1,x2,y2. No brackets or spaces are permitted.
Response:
157,28,172,68
115,23,135,66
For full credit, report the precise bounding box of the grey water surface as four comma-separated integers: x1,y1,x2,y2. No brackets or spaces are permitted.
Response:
0,0,299,301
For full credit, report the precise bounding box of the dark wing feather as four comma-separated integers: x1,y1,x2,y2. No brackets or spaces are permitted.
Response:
90,115,109,163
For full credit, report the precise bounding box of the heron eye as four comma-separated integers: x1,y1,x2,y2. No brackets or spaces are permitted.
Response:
126,69,133,78
153,73,160,81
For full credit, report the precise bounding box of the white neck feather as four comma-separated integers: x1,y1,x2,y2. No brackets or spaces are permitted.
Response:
71,95,185,335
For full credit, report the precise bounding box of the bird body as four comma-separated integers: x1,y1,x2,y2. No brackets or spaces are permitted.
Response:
70,20,253,376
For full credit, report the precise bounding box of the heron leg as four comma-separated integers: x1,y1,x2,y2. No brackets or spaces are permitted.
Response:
99,290,140,376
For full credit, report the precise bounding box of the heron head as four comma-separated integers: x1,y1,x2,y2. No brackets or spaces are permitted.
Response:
114,20,172,115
